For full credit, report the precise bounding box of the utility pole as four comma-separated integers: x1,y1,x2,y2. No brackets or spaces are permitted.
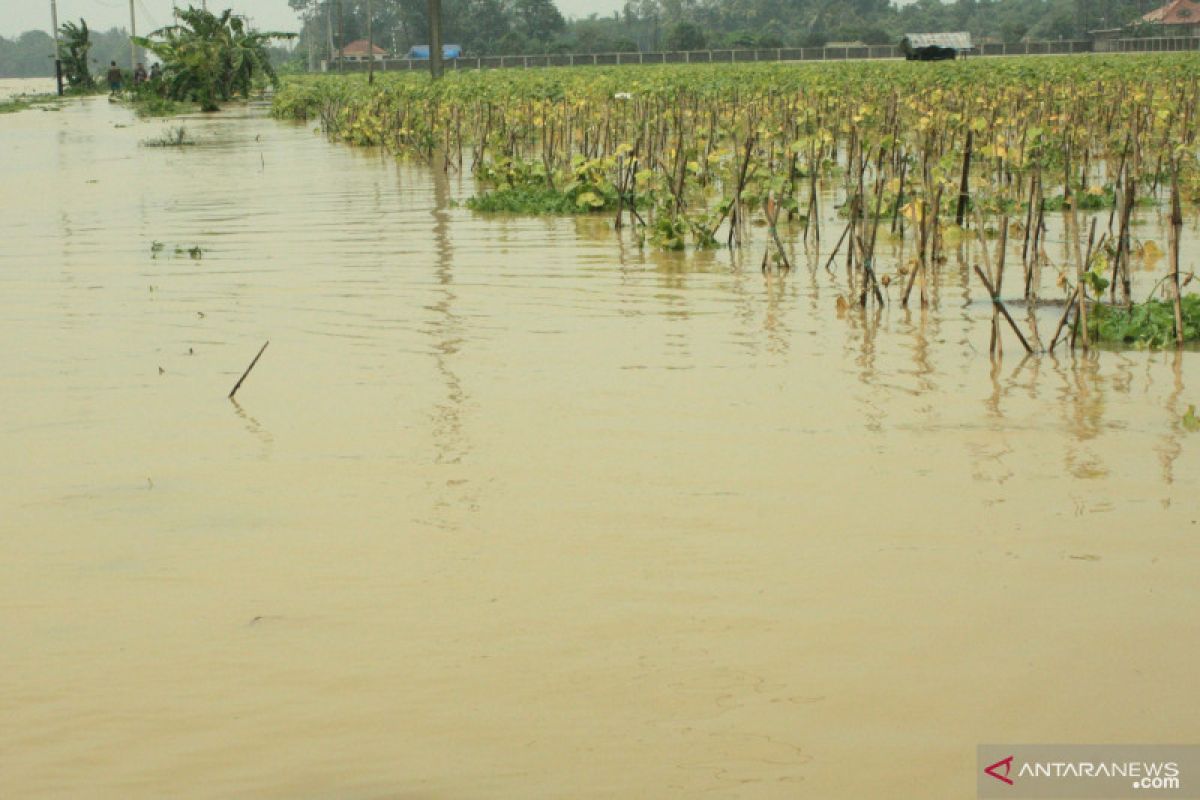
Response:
337,0,345,73
307,8,316,71
50,0,63,95
428,0,443,80
326,1,335,70
129,0,137,73
367,0,374,84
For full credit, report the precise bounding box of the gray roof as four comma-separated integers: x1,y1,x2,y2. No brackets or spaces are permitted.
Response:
903,32,973,50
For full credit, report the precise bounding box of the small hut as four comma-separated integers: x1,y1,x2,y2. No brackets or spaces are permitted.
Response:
901,32,973,61
337,39,389,63
1140,0,1200,36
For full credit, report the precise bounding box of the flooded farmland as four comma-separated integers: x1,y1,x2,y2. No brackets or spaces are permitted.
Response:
2,94,1198,798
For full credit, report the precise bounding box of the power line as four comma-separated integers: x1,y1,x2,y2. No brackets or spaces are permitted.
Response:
135,0,162,32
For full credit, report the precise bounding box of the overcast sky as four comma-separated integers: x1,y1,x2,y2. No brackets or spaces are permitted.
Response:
3,0,919,38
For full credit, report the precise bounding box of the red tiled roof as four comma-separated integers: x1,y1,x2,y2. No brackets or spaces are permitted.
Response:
340,39,388,56
1143,0,1200,24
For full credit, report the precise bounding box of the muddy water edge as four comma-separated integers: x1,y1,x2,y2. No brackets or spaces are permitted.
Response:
1,95,1198,799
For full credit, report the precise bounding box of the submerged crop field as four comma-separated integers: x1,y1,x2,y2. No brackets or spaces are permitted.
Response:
276,55,1200,350
5,42,1200,798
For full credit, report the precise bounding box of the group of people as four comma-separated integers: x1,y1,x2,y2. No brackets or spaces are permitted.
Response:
105,61,163,96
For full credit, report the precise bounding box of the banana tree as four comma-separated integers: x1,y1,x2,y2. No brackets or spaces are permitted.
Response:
57,19,94,91
133,8,294,112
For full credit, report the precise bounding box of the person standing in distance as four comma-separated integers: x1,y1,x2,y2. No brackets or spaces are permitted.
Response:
106,61,123,97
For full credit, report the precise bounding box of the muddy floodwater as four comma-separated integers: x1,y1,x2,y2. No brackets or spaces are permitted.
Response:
2,95,1198,799
0,77,57,100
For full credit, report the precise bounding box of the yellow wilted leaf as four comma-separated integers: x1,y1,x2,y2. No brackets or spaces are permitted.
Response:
901,201,923,224
575,191,605,209
1140,240,1164,270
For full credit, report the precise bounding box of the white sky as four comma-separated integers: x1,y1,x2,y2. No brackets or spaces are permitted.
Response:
4,0,306,37
3,0,921,38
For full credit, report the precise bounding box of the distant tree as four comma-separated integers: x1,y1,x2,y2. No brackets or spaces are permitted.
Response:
666,21,706,50
858,26,892,44
510,0,566,45
0,26,182,79
457,0,511,54
725,29,759,48
1032,2,1077,39
495,31,528,54
568,12,644,52
1001,20,1029,41
0,31,55,78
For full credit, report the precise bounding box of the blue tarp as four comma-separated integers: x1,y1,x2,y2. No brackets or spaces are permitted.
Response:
406,44,463,60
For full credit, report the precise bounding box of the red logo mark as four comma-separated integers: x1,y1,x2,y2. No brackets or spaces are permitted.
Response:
985,756,1015,786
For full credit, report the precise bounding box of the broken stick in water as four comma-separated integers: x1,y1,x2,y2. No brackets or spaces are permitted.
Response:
228,340,270,400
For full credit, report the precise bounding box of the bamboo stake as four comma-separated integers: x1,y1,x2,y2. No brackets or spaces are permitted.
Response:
228,341,270,400
974,266,1034,355
822,221,852,273
956,129,973,227
1048,290,1078,352
1066,188,1089,350
1170,163,1185,348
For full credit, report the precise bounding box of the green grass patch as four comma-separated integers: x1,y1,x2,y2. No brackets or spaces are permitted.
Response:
1087,294,1200,348
140,125,196,147
467,183,618,215
0,94,63,114
1044,186,1116,211
128,93,192,118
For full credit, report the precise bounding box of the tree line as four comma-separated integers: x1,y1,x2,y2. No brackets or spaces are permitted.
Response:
0,28,136,79
288,0,1170,61
628,0,1167,51
288,0,567,63
0,23,295,80
0,0,1177,79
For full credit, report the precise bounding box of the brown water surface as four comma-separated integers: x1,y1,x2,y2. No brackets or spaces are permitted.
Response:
2,97,1198,799
0,77,57,101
